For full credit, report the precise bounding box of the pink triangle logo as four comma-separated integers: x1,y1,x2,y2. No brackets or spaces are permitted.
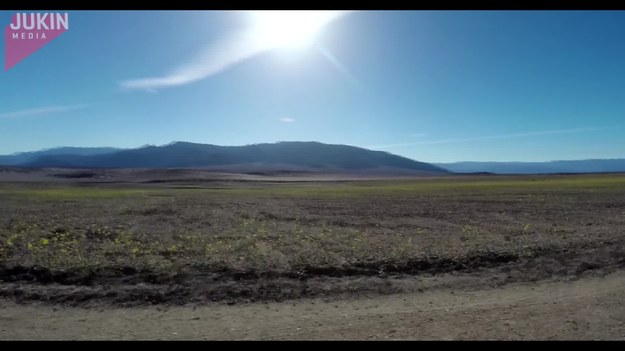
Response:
5,13,69,71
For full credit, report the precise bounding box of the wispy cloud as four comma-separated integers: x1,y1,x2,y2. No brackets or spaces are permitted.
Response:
318,46,362,90
120,11,350,91
280,117,295,123
0,104,89,119
370,127,609,149
121,31,266,91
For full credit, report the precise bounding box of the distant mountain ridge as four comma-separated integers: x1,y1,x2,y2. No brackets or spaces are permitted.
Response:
2,143,623,174
436,159,625,174
0,142,449,174
0,147,121,166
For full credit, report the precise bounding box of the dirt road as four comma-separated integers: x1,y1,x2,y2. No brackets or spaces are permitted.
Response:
1,270,624,340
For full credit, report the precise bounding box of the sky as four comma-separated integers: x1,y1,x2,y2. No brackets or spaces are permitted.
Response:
1,10,624,162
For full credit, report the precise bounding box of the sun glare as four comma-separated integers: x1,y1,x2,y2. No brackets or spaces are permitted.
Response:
248,11,347,51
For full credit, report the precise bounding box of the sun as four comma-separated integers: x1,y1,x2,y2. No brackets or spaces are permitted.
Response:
247,11,347,51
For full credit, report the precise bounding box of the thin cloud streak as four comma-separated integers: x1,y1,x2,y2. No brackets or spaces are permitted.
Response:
370,127,609,149
280,118,295,123
121,31,268,90
0,104,89,119
121,11,351,91
318,46,362,90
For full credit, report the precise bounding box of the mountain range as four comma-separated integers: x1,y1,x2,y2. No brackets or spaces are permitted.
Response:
0,147,121,166
0,142,623,174
0,142,448,175
435,160,625,174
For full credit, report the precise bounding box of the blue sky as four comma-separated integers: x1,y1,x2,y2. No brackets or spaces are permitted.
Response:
1,10,624,162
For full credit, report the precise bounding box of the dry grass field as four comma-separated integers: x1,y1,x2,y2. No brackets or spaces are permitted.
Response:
1,170,625,339
0,171,624,305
